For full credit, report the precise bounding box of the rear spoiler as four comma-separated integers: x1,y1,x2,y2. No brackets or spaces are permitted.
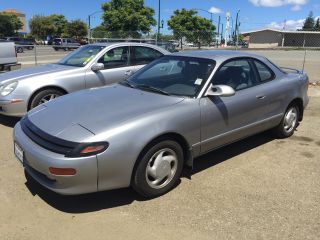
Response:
280,67,304,74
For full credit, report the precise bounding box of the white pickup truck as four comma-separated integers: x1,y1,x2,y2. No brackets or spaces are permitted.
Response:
0,41,21,72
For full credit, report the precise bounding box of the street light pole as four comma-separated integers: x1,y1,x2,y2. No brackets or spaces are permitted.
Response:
88,10,103,42
156,0,161,44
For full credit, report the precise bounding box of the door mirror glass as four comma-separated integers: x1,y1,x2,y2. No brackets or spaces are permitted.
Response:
205,84,235,97
91,63,105,71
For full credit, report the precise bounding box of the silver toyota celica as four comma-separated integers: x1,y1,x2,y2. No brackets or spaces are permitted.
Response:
13,50,309,198
0,42,168,116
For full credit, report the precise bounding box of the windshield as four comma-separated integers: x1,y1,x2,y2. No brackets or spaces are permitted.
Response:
125,56,216,97
57,45,105,67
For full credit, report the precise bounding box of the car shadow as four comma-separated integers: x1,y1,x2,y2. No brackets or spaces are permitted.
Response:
0,115,20,128
24,131,276,214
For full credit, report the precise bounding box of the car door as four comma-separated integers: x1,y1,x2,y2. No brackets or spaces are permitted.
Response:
200,58,273,153
130,46,164,72
84,46,134,88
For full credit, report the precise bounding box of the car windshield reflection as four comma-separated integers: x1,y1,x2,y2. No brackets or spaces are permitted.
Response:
57,45,105,67
125,56,216,98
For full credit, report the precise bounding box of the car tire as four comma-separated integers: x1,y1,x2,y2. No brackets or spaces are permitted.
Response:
53,47,58,51
30,89,64,109
272,104,299,138
16,47,23,53
132,139,184,198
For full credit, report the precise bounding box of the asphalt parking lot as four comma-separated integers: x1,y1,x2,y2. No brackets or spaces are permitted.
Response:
0,85,319,239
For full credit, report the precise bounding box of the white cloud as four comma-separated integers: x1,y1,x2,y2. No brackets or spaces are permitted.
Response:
209,6,222,14
249,0,307,7
267,16,320,30
291,5,301,11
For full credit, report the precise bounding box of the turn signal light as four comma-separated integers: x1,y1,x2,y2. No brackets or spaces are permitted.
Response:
80,145,105,154
65,142,109,158
49,167,76,176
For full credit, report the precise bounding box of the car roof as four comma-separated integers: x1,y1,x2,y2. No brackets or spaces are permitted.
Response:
88,42,170,53
171,50,266,61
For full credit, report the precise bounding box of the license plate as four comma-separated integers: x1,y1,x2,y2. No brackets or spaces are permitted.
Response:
14,142,24,164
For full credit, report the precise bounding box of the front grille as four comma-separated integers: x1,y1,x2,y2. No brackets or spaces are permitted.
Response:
20,116,79,155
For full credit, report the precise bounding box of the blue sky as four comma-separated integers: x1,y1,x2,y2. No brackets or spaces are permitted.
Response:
1,0,319,33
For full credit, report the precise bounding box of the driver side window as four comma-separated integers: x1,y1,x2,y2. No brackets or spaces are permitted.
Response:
98,46,129,69
214,59,257,91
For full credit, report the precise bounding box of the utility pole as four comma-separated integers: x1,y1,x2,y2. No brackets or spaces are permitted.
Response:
235,10,240,49
88,16,91,39
282,19,286,47
217,15,220,47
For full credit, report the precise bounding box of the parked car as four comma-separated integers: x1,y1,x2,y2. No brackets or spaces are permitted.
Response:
6,37,35,50
0,41,21,72
13,50,309,198
52,38,81,51
0,43,169,116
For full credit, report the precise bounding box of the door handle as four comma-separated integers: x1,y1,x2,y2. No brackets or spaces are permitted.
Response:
256,95,266,100
125,70,133,76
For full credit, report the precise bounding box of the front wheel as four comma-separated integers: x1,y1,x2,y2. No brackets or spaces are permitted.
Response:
272,104,299,138
132,139,184,198
30,89,64,110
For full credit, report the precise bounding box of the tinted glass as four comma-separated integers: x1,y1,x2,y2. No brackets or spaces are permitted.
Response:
98,46,129,69
127,56,215,97
57,45,105,67
214,59,256,90
130,46,163,65
254,60,275,82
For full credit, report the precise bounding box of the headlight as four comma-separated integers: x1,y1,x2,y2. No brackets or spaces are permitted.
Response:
0,82,18,96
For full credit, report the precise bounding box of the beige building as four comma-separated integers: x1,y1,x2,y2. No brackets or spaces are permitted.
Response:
242,28,320,48
1,9,26,33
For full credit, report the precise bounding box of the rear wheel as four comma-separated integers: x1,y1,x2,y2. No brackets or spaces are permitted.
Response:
30,89,64,109
132,139,184,198
16,47,23,53
273,104,299,138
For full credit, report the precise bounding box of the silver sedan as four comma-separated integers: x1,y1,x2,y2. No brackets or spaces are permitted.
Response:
0,42,168,116
13,50,309,198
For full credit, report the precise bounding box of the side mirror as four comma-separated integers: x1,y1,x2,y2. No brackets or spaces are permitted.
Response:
205,84,235,97
91,63,104,71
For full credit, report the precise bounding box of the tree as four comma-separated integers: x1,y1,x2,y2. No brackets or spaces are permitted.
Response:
0,13,23,37
167,9,216,49
8,14,23,33
49,14,68,37
91,25,111,38
29,15,55,39
64,19,88,39
314,18,320,31
0,14,15,37
302,11,315,31
101,0,156,38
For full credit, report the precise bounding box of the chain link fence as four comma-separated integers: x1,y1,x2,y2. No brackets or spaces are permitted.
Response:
5,31,320,83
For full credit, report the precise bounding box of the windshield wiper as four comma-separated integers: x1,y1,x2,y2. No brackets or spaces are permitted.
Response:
119,79,135,88
135,84,171,96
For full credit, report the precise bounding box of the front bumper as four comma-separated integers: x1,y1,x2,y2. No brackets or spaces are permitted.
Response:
0,98,27,117
13,122,98,195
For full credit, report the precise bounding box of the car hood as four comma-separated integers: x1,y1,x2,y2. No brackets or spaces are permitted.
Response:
27,85,184,141
0,64,76,84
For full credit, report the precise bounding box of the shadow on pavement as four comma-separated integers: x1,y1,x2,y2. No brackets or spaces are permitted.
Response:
0,115,20,128
192,131,275,175
25,172,147,213
24,131,275,213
